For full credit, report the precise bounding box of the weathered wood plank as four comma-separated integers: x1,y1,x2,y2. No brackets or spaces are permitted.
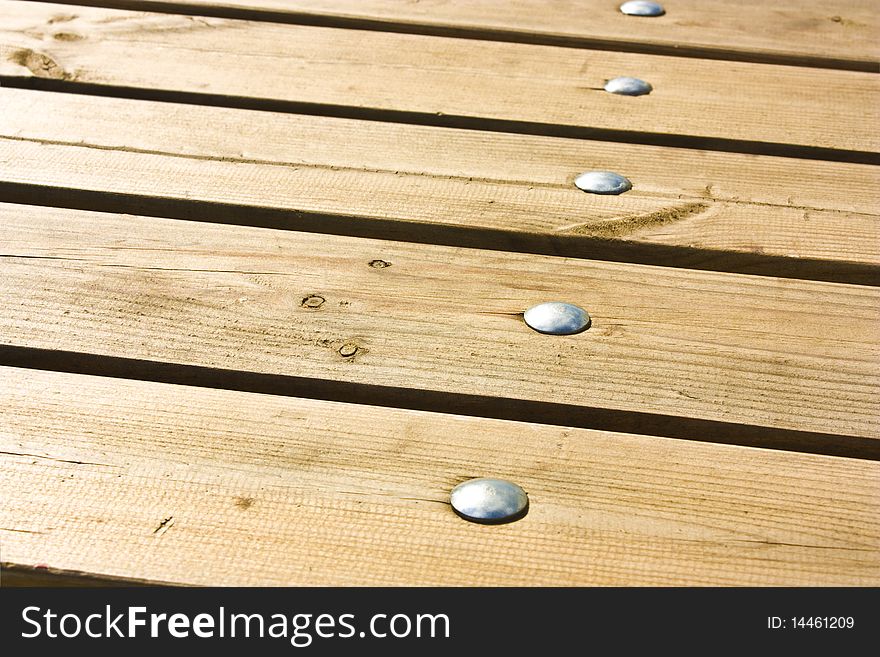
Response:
1,88,878,274
2,366,878,586
96,0,879,69
1,2,877,153
1,202,878,444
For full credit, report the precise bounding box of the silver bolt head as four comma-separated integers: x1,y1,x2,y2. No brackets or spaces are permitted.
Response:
574,171,632,195
604,76,653,96
524,302,591,335
620,1,665,16
450,478,529,523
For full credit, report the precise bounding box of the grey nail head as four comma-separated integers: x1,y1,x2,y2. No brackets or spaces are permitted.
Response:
604,76,653,96
574,171,632,195
619,1,665,16
450,478,529,523
524,302,591,335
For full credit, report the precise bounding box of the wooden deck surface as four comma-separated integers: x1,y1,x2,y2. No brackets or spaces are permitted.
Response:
0,0,878,586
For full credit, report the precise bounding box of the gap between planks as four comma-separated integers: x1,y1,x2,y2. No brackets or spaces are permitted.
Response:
23,0,880,72
3,76,875,166
1,366,878,586
0,2,878,160
4,184,876,287
0,203,878,455
0,88,878,285
0,564,159,586
2,345,879,461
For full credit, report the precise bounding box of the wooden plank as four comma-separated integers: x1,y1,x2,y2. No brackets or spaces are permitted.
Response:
1,88,878,275
102,0,880,70
2,366,878,586
1,2,877,154
1,202,878,445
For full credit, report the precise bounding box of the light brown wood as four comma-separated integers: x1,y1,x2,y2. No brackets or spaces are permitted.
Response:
1,87,878,271
1,202,878,443
0,1,877,590
122,0,880,68
1,2,877,153
2,366,878,586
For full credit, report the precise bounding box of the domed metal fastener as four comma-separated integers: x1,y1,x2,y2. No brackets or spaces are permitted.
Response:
574,171,632,195
523,302,591,335
620,1,665,17
450,478,529,524
604,76,653,96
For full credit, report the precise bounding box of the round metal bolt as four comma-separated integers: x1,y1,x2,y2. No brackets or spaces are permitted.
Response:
450,478,529,524
619,1,665,17
524,302,591,335
574,171,632,195
604,76,653,96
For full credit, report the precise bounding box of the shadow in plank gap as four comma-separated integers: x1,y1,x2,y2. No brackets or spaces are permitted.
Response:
3,365,877,586
1,203,876,444
23,0,880,71
1,184,876,287
0,1,877,155
0,563,157,587
1,346,877,461
1,85,877,283
2,77,877,166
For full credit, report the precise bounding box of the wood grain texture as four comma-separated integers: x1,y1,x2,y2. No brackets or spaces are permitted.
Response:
1,2,877,153
1,202,878,442
2,366,878,586
1,88,878,272
101,0,880,69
